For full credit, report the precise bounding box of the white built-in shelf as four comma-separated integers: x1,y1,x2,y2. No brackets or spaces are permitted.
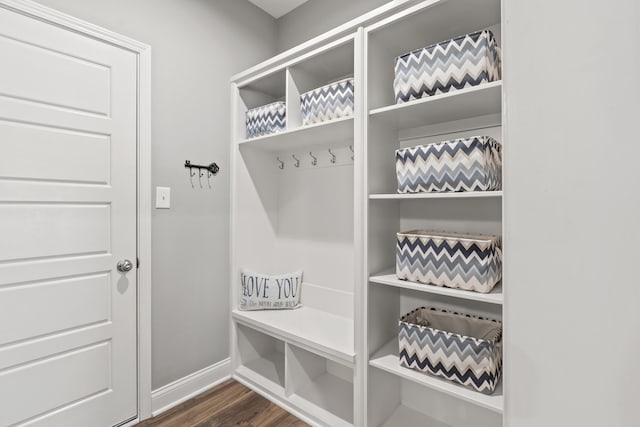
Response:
290,373,354,427
369,82,502,130
237,115,353,152
370,273,503,305
369,191,502,200
380,406,451,427
232,307,355,365
369,339,503,414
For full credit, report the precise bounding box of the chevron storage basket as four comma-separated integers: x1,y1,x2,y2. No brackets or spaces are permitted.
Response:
396,230,502,293
245,101,286,139
396,136,502,193
399,307,502,394
300,78,354,126
394,30,501,103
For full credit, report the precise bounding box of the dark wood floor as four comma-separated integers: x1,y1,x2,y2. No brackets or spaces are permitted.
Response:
136,380,309,427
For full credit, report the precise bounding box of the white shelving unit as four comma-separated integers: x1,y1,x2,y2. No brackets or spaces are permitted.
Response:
369,340,503,413
231,0,507,426
230,27,363,427
363,0,505,426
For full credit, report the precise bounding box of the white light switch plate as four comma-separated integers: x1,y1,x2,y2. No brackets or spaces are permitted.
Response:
156,187,171,209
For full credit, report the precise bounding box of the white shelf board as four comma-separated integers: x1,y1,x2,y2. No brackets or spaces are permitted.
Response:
369,339,503,413
380,405,451,427
237,116,353,152
232,307,355,364
369,82,502,130
369,191,502,200
370,273,503,305
290,372,353,427
241,350,285,388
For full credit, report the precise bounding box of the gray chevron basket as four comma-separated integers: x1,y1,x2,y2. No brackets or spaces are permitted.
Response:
396,136,502,193
245,101,286,139
399,307,502,394
396,230,502,293
394,30,501,103
300,78,354,126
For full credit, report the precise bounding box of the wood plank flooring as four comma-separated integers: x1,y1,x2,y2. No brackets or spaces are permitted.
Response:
136,380,309,427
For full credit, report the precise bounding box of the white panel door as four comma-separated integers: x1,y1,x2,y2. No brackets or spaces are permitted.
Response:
0,5,137,426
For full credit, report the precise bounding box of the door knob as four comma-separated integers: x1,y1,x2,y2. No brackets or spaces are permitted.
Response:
117,259,134,273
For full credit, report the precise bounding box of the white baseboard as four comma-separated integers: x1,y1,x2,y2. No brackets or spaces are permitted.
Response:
150,358,232,417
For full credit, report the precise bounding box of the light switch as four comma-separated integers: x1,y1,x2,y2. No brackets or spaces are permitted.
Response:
156,187,171,209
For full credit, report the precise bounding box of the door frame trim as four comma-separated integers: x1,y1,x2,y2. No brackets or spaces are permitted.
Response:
0,0,153,421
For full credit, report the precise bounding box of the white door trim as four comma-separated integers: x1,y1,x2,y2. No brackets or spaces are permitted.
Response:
0,0,153,421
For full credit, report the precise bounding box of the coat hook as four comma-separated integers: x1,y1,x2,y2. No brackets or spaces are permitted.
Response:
190,167,196,177
328,148,336,164
199,170,204,178
349,145,354,160
292,154,300,168
277,157,284,170
309,151,317,166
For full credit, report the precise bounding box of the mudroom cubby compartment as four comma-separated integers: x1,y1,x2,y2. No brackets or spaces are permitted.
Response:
366,0,501,111
367,196,503,275
233,144,355,309
236,324,286,392
235,69,286,142
287,344,355,427
367,283,503,415
368,121,503,196
368,368,502,427
287,37,355,129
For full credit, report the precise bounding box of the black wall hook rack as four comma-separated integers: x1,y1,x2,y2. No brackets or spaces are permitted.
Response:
185,160,220,176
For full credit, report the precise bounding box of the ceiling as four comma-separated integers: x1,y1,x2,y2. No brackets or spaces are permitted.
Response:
248,0,310,18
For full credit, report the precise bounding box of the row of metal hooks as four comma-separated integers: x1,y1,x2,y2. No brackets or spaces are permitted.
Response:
277,146,354,170
185,160,220,178
185,160,220,188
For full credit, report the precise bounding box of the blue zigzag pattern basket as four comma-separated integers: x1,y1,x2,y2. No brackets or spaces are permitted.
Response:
396,136,502,194
300,78,354,126
396,230,502,294
245,101,286,139
394,29,501,103
399,307,502,395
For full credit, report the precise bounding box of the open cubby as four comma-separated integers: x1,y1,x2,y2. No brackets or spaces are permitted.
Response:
367,0,501,110
288,38,354,94
368,368,502,427
235,69,286,142
368,282,503,353
236,324,285,391
287,37,355,132
367,284,503,414
368,118,503,195
287,344,354,427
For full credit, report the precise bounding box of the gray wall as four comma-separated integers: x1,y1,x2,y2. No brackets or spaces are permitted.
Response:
34,0,277,389
276,0,389,51
503,1,640,425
